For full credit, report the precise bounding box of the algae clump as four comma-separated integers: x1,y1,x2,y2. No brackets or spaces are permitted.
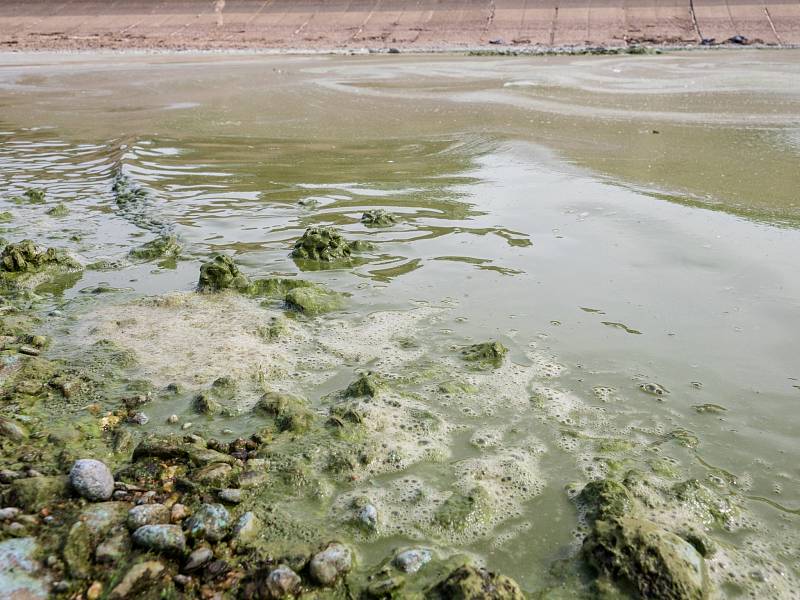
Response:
256,390,315,433
0,211,13,222
0,240,79,273
129,235,182,261
361,209,398,228
429,564,525,600
46,203,70,217
577,479,635,525
344,372,384,398
291,226,354,262
285,285,345,315
11,188,46,204
582,517,710,600
461,341,508,368
435,487,492,531
198,254,250,292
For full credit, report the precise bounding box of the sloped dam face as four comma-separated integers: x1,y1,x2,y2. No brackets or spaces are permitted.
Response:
0,51,798,599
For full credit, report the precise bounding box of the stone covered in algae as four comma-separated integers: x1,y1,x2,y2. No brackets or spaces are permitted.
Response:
434,486,492,531
344,371,385,398
429,564,525,600
291,226,353,262
11,188,46,204
577,479,635,524
248,277,314,298
129,235,182,261
46,203,70,217
0,240,79,273
461,341,508,368
198,254,250,292
193,376,237,416
582,517,710,600
361,209,398,228
284,285,345,315
256,390,315,433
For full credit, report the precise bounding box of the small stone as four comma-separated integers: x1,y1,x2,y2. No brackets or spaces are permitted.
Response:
127,504,170,530
109,561,164,599
309,543,352,586
167,415,179,424
230,511,261,548
132,524,186,555
128,412,149,425
393,548,432,573
0,418,27,440
0,507,21,520
173,574,191,587
95,530,130,564
86,581,103,600
184,547,213,572
357,504,378,529
264,565,301,598
170,503,188,523
194,462,232,486
218,488,243,504
18,346,40,356
184,504,230,542
70,459,115,502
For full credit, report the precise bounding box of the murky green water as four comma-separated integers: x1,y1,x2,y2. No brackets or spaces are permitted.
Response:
0,50,799,597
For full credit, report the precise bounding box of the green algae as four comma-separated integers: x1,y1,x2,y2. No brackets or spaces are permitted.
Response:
429,564,525,600
577,479,635,524
361,209,398,228
284,285,345,315
0,240,79,274
291,226,354,262
46,203,70,217
128,235,181,261
11,189,45,205
0,212,12,223
256,390,315,433
248,277,313,298
460,341,508,368
197,254,250,292
344,372,384,398
435,486,492,531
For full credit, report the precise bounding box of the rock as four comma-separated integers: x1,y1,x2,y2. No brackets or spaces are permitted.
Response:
184,504,230,542
70,459,115,502
582,517,710,600
1,239,78,272
132,524,186,555
171,503,188,523
0,416,28,439
230,511,261,548
198,254,249,292
195,462,233,486
284,285,345,315
309,543,352,586
256,390,315,433
127,504,170,530
133,434,190,461
246,277,314,298
86,580,103,600
18,345,40,356
461,341,508,368
95,530,130,564
218,488,243,504
63,502,130,578
393,548,432,573
264,565,302,598
291,226,353,262
344,371,384,398
431,564,525,599
435,487,491,531
577,479,635,524
167,414,179,424
237,470,269,489
193,392,221,416
357,504,378,529
10,476,69,512
47,203,70,217
361,209,398,228
0,507,21,520
128,411,149,425
186,446,236,467
184,547,214,572
109,561,164,599
129,235,181,261
0,537,49,600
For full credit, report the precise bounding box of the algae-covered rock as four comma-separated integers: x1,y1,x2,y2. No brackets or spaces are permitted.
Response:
361,209,398,228
9,475,69,512
309,542,353,586
198,254,250,292
577,479,635,524
344,371,384,398
132,524,186,555
193,376,237,416
257,390,315,433
285,284,345,315
435,487,492,531
429,564,525,600
247,277,314,298
0,537,49,600
184,503,230,542
263,565,302,598
129,235,182,261
671,479,740,528
46,203,70,217
461,341,508,368
127,504,170,530
12,188,46,204
393,548,433,574
0,239,79,273
109,560,165,599
230,511,261,549
63,502,130,578
582,517,710,600
291,226,353,262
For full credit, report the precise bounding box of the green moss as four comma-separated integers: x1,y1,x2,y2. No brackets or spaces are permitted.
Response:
257,316,288,341
344,372,384,398
361,209,398,228
8,475,69,512
46,203,70,217
11,188,46,204
291,226,354,262
597,439,636,453
0,211,12,222
577,479,635,524
429,564,525,600
285,285,345,315
257,390,315,433
247,277,314,298
129,235,181,261
582,517,710,600
197,254,250,292
0,240,79,273
437,380,477,395
671,480,740,528
461,341,508,368
434,486,492,531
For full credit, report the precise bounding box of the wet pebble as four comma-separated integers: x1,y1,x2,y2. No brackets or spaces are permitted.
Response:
184,504,230,542
357,504,378,529
132,524,186,555
309,543,352,586
264,565,301,597
127,504,170,530
109,561,164,599
128,412,149,425
393,548,432,573
184,547,213,572
69,459,114,502
170,503,188,523
167,415,179,424
218,488,243,504
230,511,260,548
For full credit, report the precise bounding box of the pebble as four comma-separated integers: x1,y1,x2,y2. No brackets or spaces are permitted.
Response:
86,581,103,600
183,547,213,572
69,459,115,502
0,507,21,520
127,504,170,530
264,565,301,597
170,503,188,523
167,415,179,424
128,412,149,425
230,511,260,548
18,346,40,356
357,504,378,529
184,504,230,542
309,543,352,586
132,524,186,555
393,548,433,573
218,488,242,504
109,561,164,599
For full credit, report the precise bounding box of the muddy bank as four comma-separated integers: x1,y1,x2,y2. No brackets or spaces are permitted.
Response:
1,0,799,52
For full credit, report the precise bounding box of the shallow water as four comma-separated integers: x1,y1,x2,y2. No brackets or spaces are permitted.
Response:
0,50,799,596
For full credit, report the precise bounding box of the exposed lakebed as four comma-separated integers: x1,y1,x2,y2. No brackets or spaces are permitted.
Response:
0,51,798,599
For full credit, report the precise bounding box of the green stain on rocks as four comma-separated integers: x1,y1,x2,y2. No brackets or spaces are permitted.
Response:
198,254,250,292
284,285,345,315
291,226,354,262
582,517,710,600
461,341,508,368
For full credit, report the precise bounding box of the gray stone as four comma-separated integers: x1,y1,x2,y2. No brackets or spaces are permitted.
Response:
218,488,243,504
127,504,170,530
309,543,352,586
230,511,261,548
109,561,164,599
393,548,433,573
357,504,378,529
70,459,115,502
184,504,230,542
264,565,301,598
132,524,186,555
0,507,21,520
0,537,48,599
184,547,214,572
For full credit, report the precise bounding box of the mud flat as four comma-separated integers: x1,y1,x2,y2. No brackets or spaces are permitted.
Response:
0,51,798,598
